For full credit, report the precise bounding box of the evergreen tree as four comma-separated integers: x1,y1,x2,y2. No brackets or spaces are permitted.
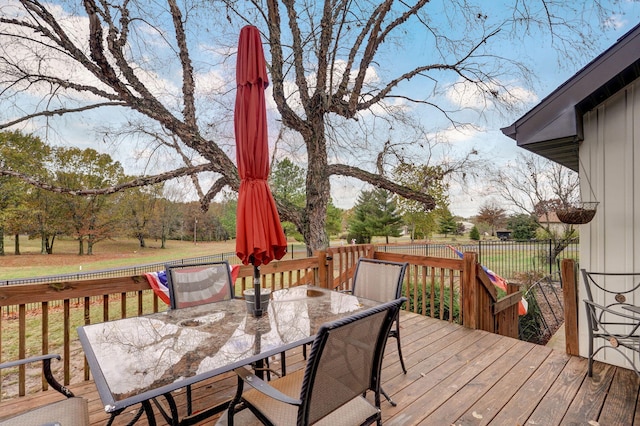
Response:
508,214,539,240
438,209,458,236
470,225,481,241
270,159,344,241
270,158,306,208
348,191,375,243
325,200,343,238
394,163,449,241
348,189,402,243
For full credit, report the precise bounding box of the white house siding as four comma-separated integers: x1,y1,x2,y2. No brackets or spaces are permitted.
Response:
579,79,640,369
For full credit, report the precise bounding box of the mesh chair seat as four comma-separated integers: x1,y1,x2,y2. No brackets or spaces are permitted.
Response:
165,260,283,420
166,261,234,309
218,370,379,426
0,396,89,426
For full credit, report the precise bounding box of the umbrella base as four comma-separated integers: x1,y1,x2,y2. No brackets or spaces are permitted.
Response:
243,289,271,316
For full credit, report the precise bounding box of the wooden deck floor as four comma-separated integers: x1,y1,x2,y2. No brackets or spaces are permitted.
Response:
2,312,639,425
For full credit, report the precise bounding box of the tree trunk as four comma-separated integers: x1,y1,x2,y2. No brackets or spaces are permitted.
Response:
40,232,48,254
48,235,55,254
0,227,4,255
14,233,20,255
78,238,84,255
137,234,146,248
302,120,330,256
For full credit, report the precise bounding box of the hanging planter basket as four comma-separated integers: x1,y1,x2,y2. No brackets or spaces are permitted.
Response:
556,201,599,224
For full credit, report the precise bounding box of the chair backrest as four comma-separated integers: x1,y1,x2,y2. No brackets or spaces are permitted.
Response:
581,269,640,304
298,297,405,425
165,260,234,309
581,269,640,328
352,258,408,302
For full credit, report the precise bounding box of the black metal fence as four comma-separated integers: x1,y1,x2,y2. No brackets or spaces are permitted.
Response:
375,239,579,281
2,240,577,287
0,252,239,287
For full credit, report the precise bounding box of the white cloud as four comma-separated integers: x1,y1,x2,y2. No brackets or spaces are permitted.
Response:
194,69,228,95
445,79,538,111
603,14,627,30
429,124,484,145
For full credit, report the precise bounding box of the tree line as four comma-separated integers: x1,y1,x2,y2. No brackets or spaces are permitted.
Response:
0,130,463,255
1,130,581,257
0,131,238,255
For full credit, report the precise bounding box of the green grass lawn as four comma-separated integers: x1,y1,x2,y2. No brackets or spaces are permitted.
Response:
0,235,437,280
0,237,241,280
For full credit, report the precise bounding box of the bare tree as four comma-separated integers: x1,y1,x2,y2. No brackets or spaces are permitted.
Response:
490,152,580,260
476,201,507,237
0,1,618,252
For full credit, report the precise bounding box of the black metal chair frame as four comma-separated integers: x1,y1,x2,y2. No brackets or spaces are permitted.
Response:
162,261,283,423
226,297,406,426
581,269,640,377
161,260,236,420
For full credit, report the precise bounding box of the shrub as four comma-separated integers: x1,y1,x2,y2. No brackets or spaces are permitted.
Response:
403,281,461,323
518,289,546,343
469,226,480,241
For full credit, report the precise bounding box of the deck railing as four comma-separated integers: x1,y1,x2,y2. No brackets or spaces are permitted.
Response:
0,245,521,400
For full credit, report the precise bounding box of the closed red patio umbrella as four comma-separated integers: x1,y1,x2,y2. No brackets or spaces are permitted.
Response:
235,25,287,317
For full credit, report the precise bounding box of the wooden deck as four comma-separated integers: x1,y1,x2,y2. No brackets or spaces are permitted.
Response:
2,312,639,425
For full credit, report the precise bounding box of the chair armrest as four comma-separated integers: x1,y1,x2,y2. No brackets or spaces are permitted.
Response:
234,367,300,406
0,353,61,370
583,300,640,322
0,354,74,398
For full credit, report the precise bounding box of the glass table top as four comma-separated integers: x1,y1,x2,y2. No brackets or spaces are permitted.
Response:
78,285,380,412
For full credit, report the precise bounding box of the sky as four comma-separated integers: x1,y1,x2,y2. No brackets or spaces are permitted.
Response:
428,3,640,218
3,1,640,219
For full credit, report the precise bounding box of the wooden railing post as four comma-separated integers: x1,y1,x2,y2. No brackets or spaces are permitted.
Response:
498,283,521,338
561,259,580,355
462,252,478,329
316,250,329,289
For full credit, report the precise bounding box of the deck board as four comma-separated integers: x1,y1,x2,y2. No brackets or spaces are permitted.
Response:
1,312,639,425
561,361,616,425
454,343,551,425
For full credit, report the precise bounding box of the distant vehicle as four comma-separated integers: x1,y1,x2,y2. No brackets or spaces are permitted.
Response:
496,230,512,241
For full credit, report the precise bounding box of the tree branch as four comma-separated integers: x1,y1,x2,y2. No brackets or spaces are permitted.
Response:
167,0,197,128
0,102,127,130
328,163,435,209
0,164,215,196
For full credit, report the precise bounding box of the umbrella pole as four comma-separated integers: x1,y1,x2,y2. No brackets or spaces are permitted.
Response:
253,265,263,317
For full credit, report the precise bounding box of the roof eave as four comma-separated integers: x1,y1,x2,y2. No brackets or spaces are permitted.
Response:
502,23,640,169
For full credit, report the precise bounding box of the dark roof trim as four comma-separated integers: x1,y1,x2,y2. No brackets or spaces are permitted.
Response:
501,22,640,171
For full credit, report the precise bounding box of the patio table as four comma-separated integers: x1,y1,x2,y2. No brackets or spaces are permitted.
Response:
77,285,380,425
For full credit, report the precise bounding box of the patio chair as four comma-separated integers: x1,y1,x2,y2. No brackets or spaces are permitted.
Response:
165,261,282,419
581,269,640,377
165,261,238,418
165,260,234,309
351,258,409,374
0,354,89,426
223,297,406,426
